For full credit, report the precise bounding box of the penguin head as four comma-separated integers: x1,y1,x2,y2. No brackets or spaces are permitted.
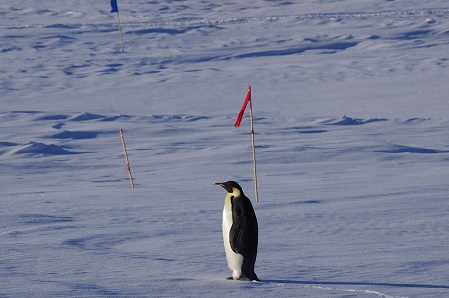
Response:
215,181,244,197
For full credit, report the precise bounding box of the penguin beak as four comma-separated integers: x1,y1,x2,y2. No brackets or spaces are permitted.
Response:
215,182,232,193
215,182,226,189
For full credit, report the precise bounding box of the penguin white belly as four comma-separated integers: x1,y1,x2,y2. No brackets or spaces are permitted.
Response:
222,195,243,279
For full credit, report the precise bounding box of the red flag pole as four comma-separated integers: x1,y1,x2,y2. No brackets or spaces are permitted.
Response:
234,86,259,202
120,129,134,188
248,87,259,202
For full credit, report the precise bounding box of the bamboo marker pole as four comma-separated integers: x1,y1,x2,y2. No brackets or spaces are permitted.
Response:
234,85,259,202
116,12,125,53
119,129,134,188
248,88,259,202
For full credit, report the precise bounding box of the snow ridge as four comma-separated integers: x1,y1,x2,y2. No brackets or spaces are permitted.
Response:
2,8,449,29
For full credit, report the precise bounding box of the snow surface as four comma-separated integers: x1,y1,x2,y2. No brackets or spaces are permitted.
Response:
2,1,449,297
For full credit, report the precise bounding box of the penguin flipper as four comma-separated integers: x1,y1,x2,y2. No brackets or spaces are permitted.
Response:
230,200,256,257
229,219,243,254
229,203,245,255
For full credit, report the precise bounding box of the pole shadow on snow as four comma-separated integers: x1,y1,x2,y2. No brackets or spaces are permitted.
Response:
263,279,449,290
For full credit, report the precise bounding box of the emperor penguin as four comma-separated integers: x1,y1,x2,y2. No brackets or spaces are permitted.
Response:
215,181,259,281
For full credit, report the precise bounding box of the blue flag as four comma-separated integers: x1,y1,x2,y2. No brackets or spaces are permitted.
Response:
111,0,119,13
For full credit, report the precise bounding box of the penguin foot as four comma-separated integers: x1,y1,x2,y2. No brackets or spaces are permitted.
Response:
227,275,260,281
239,274,260,282
250,274,260,282
226,274,259,282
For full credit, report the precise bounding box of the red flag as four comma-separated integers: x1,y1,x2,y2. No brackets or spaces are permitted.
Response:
234,86,251,128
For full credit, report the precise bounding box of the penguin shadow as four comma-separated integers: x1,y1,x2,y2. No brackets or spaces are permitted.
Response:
261,279,449,290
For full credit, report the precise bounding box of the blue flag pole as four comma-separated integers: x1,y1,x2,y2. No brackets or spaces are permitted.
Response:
111,0,124,52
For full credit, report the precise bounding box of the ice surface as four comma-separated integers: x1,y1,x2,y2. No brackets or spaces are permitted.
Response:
1,1,449,297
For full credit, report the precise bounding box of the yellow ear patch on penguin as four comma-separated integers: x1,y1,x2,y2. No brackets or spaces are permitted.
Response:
231,187,241,197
